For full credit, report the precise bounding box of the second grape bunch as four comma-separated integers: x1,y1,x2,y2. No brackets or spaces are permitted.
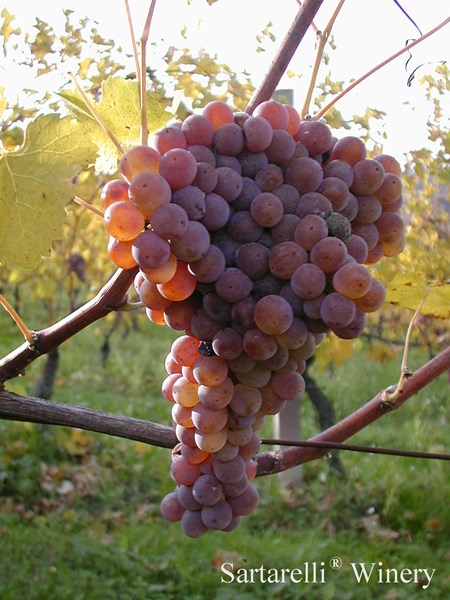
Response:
101,98,405,537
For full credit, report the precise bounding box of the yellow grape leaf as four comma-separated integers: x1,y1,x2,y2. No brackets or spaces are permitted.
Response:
1,8,21,48
0,87,6,119
0,114,97,268
60,429,92,457
386,274,450,320
368,341,398,364
314,336,362,371
60,76,171,170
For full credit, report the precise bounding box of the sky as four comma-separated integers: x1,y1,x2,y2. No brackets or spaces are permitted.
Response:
1,0,449,162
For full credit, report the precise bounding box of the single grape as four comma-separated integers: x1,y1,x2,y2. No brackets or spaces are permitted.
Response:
310,237,348,273
243,115,274,152
214,122,245,156
160,491,185,522
172,185,206,221
253,99,289,130
212,328,243,361
253,294,294,335
320,292,356,329
236,242,270,280
171,220,210,262
215,267,253,303
351,159,385,195
227,484,259,515
120,145,160,182
202,100,235,130
154,125,187,154
294,214,328,251
332,263,372,299
188,245,225,283
181,509,208,537
354,278,386,312
330,136,366,165
104,201,145,242
101,179,130,209
193,355,228,387
107,237,138,269
214,166,243,202
296,119,333,155
201,499,233,530
182,114,215,147
265,129,296,164
285,157,323,194
250,192,284,227
254,163,284,192
192,474,223,506
131,230,170,270
229,384,262,417
158,261,197,301
291,263,326,299
159,148,198,190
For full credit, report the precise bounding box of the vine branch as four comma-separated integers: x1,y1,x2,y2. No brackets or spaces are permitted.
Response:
256,345,450,475
0,346,447,474
245,0,325,113
313,16,450,120
0,267,137,387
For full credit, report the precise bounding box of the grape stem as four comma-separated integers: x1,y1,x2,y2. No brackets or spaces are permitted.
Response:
117,301,145,312
74,195,104,218
300,0,346,118
381,289,431,404
124,0,141,93
140,0,158,146
313,16,450,120
68,73,124,155
245,0,325,113
0,294,37,349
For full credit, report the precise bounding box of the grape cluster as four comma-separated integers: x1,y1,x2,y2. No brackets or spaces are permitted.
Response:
101,99,404,537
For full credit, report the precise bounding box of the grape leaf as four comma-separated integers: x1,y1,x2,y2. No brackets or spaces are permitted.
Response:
0,87,6,119
60,77,171,171
386,273,450,319
0,114,97,268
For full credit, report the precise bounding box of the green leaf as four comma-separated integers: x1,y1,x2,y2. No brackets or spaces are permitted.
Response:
0,114,97,269
60,77,171,171
386,273,450,320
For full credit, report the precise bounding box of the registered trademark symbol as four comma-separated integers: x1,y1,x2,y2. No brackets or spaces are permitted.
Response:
330,557,342,570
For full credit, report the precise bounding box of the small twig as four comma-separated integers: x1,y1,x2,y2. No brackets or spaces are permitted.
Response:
117,301,144,312
382,289,431,404
124,0,141,91
140,0,158,145
261,438,450,461
313,16,450,120
68,72,124,155
301,0,346,118
74,195,104,218
0,294,36,348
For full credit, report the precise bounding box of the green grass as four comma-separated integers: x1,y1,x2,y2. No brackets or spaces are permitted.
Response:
0,309,448,599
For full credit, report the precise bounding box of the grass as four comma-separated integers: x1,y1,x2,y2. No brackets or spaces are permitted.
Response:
0,306,448,599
